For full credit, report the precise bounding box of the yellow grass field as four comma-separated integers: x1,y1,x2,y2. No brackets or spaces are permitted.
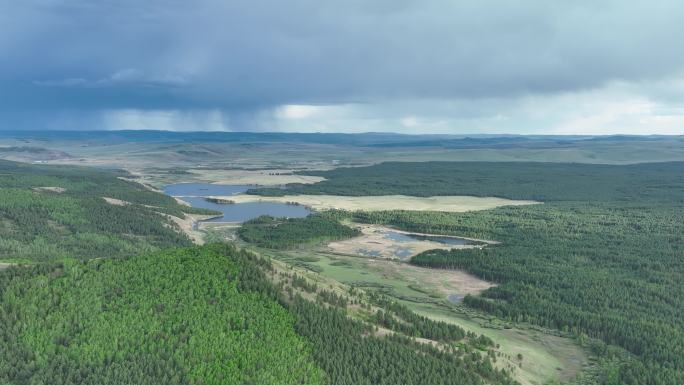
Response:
219,193,539,212
187,169,326,185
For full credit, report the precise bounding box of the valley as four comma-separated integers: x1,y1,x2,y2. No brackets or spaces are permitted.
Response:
156,169,589,385
200,219,587,385
1,133,683,385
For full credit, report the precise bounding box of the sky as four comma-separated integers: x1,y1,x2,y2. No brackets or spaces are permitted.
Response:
1,0,683,135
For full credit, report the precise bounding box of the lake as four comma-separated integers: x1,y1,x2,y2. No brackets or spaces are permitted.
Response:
164,183,312,222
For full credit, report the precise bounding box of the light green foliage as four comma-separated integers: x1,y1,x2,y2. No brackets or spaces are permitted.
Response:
0,243,517,385
0,244,324,385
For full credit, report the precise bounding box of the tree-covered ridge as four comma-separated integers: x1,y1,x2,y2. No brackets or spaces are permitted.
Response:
0,160,217,262
0,244,517,385
238,215,360,249
0,244,325,385
248,161,684,202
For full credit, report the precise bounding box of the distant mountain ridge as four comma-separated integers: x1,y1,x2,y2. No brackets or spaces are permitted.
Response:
0,129,679,146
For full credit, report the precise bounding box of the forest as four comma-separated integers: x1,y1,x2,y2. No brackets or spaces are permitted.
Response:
247,161,684,202
0,244,516,385
312,161,684,385
0,245,324,385
0,160,216,262
238,215,360,249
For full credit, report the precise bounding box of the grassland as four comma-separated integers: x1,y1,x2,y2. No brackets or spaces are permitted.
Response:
224,193,538,212
408,302,587,385
182,169,326,185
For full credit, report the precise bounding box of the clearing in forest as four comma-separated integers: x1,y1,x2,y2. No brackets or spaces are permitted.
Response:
222,194,539,212
185,169,326,185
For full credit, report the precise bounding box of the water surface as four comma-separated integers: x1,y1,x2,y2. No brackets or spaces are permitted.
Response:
164,183,311,222
384,230,472,246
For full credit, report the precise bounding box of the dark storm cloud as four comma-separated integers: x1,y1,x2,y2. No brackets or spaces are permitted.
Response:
0,0,683,131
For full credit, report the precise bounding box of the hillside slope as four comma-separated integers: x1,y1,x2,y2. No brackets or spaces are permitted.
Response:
0,245,324,385
0,160,215,262
0,244,517,385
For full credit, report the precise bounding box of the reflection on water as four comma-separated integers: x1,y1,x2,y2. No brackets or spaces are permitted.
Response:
350,228,476,259
383,230,473,246
164,183,311,222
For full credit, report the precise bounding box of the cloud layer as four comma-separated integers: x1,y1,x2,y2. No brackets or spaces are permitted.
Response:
1,0,683,133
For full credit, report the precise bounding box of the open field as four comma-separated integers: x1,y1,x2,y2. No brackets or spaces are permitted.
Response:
3,132,684,168
183,169,326,185
222,193,539,212
131,168,327,187
327,224,491,260
408,302,587,385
